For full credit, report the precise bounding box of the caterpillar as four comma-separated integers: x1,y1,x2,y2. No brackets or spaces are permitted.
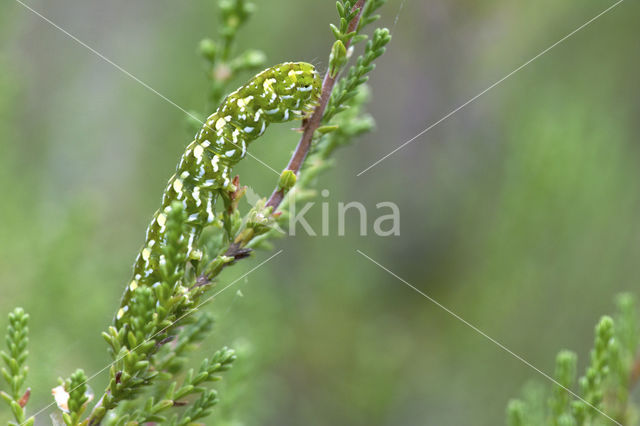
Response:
116,62,321,326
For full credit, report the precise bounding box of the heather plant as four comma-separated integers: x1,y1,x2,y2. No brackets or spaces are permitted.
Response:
0,0,390,423
0,309,32,426
507,294,640,426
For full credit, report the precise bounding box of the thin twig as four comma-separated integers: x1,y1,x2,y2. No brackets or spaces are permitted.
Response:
265,0,367,210
629,350,640,391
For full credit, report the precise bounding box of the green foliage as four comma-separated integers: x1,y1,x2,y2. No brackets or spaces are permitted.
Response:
328,0,388,80
576,316,615,422
550,350,577,422
109,347,235,425
332,0,384,45
277,170,298,192
324,27,391,123
175,389,219,425
57,369,90,426
218,0,255,59
318,85,375,161
358,0,386,30
196,0,265,115
508,399,526,426
93,199,235,423
329,40,348,78
507,294,640,426
154,312,215,374
0,308,33,426
0,309,29,401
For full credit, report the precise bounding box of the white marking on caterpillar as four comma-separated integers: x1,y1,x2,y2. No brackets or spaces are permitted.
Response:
173,179,184,194
197,164,206,178
142,248,151,261
206,194,214,223
193,144,204,162
263,78,276,92
117,306,127,319
187,233,196,252
193,186,201,206
156,213,167,228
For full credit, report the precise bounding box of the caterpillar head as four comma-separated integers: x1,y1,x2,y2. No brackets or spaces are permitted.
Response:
273,62,321,111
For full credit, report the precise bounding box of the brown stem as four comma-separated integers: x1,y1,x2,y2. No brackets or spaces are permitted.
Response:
629,350,640,391
265,0,367,210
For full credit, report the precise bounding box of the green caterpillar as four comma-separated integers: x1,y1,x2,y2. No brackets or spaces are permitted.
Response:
116,62,321,326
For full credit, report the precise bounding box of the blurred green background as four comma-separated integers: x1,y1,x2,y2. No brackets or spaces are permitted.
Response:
1,0,639,424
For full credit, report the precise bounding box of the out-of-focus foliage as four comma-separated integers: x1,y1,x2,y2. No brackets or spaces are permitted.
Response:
508,294,639,426
1,0,639,424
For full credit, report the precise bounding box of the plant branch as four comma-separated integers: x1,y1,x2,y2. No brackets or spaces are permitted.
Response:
629,350,640,391
265,0,366,210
